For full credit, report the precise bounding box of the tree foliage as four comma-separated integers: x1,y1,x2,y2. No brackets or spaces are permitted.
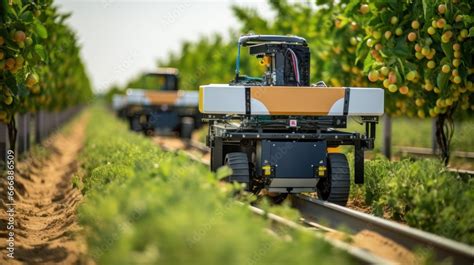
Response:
356,0,473,118
0,0,93,125
154,0,473,118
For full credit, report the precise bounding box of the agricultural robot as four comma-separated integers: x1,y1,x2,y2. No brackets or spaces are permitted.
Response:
113,68,201,138
199,35,384,205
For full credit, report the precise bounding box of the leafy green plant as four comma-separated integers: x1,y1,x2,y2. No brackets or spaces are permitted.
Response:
350,157,474,244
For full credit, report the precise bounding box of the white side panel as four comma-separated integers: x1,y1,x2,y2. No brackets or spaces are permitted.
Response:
126,88,150,105
200,85,384,116
176,91,198,106
348,88,384,116
250,98,270,115
201,85,246,114
328,98,344,115
112,95,126,110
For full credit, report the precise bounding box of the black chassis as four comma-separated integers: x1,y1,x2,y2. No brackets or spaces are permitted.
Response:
206,115,378,186
124,104,202,132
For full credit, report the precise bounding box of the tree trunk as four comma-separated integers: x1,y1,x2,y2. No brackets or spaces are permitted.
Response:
434,112,454,165
382,115,392,159
7,117,17,153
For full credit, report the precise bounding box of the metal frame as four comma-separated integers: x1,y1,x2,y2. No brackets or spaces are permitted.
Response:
123,104,202,134
208,116,378,185
235,34,308,81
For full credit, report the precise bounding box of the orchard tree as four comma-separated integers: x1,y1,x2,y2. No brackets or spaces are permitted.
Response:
355,0,473,163
0,0,92,149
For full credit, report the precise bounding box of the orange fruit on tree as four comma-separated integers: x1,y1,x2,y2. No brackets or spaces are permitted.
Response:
436,18,446,28
438,4,447,14
442,64,451,73
395,27,403,36
427,27,436,35
388,84,398,93
388,71,397,83
399,86,409,95
427,60,436,69
390,16,399,25
5,58,15,70
14,31,26,43
360,4,369,14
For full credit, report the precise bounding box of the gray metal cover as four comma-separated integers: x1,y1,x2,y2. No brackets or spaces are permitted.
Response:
261,140,327,179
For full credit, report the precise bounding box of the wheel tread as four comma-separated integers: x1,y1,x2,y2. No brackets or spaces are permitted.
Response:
225,152,250,184
317,153,350,206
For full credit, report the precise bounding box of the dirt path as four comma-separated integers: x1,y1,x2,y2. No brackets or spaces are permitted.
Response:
0,114,89,265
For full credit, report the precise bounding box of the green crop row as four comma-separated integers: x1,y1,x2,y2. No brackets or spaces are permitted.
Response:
76,107,354,265
349,155,474,245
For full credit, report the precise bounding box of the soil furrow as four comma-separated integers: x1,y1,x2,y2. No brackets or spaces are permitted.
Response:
0,114,89,265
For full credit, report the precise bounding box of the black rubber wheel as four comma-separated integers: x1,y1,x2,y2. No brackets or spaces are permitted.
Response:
145,129,155,136
224,152,250,188
317,153,350,206
130,116,142,132
179,117,194,139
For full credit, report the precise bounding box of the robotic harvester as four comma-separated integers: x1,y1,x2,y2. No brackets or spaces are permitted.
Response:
199,35,384,205
113,68,201,138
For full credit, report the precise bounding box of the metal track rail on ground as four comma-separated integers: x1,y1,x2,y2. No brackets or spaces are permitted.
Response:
291,195,474,265
246,204,393,265
446,168,474,176
184,139,210,153
396,146,474,159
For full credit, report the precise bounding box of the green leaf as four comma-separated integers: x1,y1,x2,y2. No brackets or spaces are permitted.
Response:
34,44,46,61
4,72,18,94
343,0,359,16
441,42,453,59
13,0,22,8
20,10,33,22
394,66,403,84
397,58,405,76
378,49,388,58
18,3,30,16
34,21,48,39
59,12,72,23
440,57,450,66
422,0,428,20
363,54,375,73
8,4,18,18
17,82,29,98
437,72,449,90
393,38,410,57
